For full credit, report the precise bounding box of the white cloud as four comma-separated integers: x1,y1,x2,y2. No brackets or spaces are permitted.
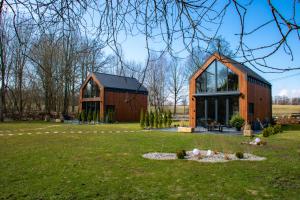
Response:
278,89,288,96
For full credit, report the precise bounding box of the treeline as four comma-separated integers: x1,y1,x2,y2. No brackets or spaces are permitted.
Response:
273,96,300,105
140,109,172,129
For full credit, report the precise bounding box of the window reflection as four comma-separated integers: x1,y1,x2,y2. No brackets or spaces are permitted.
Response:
195,60,239,93
83,79,100,98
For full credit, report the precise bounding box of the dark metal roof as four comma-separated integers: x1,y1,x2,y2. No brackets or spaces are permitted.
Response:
223,56,271,85
93,72,148,93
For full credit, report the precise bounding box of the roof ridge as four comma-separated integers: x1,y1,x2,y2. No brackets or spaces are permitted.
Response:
92,72,137,80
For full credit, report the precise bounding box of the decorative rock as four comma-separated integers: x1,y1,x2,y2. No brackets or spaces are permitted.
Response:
255,138,261,144
243,122,253,136
178,127,194,133
206,150,213,156
192,148,201,156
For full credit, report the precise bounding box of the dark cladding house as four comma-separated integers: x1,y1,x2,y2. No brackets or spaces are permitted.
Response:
79,72,148,122
189,52,272,128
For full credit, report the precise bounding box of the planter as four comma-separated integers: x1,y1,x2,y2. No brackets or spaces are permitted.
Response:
178,127,194,133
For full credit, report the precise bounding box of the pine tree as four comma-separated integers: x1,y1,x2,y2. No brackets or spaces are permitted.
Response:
167,110,172,127
149,111,154,128
158,111,163,128
145,111,150,128
81,110,86,122
154,110,159,128
163,111,168,127
78,112,82,122
88,110,92,122
140,109,145,128
93,111,97,123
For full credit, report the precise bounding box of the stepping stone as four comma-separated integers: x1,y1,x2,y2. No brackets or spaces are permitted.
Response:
0,134,3,136
45,132,50,134
93,131,97,133
71,131,74,133
8,134,14,136
116,131,120,133
124,130,128,132
18,133,23,136
62,131,66,133
101,131,104,133
54,131,58,134
78,131,82,133
109,131,112,133
0,131,2,132
130,131,134,132
27,133,32,135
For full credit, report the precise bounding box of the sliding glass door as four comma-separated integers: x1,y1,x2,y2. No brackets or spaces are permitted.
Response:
196,95,239,126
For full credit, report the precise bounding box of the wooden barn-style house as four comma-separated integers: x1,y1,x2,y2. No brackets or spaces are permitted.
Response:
79,72,148,122
189,52,272,128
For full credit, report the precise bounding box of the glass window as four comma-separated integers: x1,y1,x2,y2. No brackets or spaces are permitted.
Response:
206,61,216,92
195,60,238,93
217,62,228,91
83,79,100,98
228,68,239,91
196,72,206,93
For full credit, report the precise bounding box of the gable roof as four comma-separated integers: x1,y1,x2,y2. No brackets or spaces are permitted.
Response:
222,55,271,85
190,52,271,86
93,72,148,93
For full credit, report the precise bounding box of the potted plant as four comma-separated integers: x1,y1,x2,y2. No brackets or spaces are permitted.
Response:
230,114,245,131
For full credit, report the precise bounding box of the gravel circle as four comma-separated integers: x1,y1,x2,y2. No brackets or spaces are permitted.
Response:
143,150,266,163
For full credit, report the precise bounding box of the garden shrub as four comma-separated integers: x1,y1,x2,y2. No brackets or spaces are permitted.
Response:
81,110,86,122
167,110,172,127
163,111,168,127
229,114,245,130
140,109,145,128
235,152,244,159
154,110,159,128
262,126,275,137
88,110,92,122
158,112,163,128
273,124,282,134
77,112,82,122
176,150,186,159
149,111,154,128
145,111,150,128
93,111,97,123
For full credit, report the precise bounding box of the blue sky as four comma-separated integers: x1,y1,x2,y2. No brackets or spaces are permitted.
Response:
102,1,300,97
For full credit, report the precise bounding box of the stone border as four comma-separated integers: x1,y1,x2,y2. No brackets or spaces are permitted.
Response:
142,150,266,163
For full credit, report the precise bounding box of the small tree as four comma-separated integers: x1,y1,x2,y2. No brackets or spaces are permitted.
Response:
96,112,100,123
93,111,97,123
81,110,86,123
158,111,163,128
163,111,168,127
145,111,150,128
154,110,159,128
88,110,93,123
140,109,145,128
149,111,154,128
167,110,172,127
77,112,82,122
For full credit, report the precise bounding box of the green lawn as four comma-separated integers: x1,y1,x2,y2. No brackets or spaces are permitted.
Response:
1,122,300,199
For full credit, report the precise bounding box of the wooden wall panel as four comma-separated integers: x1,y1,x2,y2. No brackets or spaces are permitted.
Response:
104,91,148,122
247,82,272,122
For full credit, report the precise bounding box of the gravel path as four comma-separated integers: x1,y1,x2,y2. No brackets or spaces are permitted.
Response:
143,150,266,163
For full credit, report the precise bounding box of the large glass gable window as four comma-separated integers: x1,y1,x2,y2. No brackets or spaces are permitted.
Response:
83,79,100,98
196,60,238,93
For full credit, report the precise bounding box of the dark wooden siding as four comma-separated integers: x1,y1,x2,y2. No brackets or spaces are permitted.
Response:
104,90,148,122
